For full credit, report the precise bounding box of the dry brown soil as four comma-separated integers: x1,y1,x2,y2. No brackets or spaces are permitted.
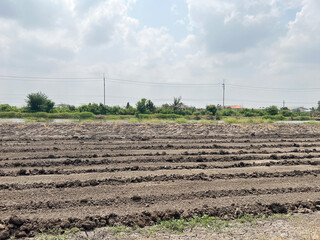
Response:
0,122,319,239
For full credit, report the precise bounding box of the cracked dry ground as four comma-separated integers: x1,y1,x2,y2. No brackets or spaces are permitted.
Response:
0,122,319,239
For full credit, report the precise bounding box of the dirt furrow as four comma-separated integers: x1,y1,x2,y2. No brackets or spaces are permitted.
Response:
1,159,319,177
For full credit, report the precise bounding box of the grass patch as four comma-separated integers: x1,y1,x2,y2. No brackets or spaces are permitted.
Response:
32,214,285,239
35,228,80,240
198,119,218,124
108,215,231,236
108,225,132,234
141,118,164,123
303,121,320,124
104,115,122,120
175,118,188,123
156,215,230,233
236,213,257,223
128,118,140,123
223,117,274,124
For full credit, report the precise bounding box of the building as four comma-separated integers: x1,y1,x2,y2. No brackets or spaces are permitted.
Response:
225,105,245,109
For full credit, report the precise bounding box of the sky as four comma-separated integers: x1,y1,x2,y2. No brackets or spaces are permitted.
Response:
0,0,319,108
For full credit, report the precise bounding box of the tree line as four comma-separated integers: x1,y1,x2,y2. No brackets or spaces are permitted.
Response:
0,92,318,120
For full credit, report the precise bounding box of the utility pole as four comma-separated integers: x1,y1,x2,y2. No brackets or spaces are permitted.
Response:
283,100,285,109
222,80,225,109
103,73,106,105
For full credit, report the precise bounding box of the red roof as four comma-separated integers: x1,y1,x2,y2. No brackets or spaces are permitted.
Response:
225,105,244,109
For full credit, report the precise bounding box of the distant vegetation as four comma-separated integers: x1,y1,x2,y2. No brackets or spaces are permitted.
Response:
0,92,318,121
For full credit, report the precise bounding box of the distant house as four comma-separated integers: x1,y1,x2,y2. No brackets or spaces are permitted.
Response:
289,107,310,113
225,105,245,109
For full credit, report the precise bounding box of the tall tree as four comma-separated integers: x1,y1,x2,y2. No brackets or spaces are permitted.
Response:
136,98,147,114
26,92,54,113
172,97,183,112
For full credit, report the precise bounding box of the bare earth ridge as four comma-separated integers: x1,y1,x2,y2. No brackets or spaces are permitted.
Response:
0,122,319,239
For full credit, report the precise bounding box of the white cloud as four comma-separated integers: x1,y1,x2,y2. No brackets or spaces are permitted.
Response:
261,0,320,77
0,0,319,108
186,0,286,53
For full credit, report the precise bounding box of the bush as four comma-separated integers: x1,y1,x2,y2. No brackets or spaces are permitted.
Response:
78,112,95,119
298,116,311,121
206,105,217,115
263,114,286,121
0,104,18,112
156,107,174,114
106,115,121,120
281,110,293,117
0,111,21,118
221,108,239,116
34,112,49,118
49,112,73,119
239,108,261,117
215,111,222,120
265,106,279,116
136,114,153,119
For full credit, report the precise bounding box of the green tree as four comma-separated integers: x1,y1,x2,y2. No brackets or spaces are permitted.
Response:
26,92,55,112
266,105,279,116
136,98,148,114
136,98,156,114
171,97,183,112
146,100,156,113
206,105,217,115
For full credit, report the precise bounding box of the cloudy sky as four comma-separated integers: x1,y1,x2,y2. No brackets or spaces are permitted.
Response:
0,0,319,108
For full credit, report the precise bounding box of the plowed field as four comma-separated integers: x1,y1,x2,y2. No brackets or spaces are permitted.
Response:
0,122,320,239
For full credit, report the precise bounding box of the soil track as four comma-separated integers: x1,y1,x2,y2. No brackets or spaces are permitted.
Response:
0,122,320,239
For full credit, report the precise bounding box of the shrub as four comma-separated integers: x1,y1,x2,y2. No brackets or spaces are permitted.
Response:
221,108,239,116
0,111,19,118
215,111,222,120
106,115,121,120
49,112,73,119
281,110,293,117
78,112,95,119
0,104,18,112
34,112,49,118
156,107,175,114
206,105,218,115
298,116,311,121
265,106,279,116
136,114,153,119
262,115,274,120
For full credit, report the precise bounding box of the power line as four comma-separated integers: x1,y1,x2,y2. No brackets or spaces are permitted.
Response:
0,75,221,87
0,75,101,80
228,84,320,92
0,74,319,91
108,78,221,87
